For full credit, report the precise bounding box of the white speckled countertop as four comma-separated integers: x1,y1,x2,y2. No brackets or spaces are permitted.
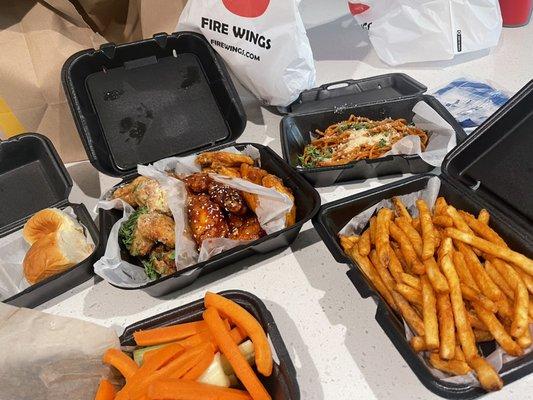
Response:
39,14,532,400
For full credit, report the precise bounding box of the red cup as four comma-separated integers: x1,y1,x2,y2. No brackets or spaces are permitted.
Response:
499,0,532,27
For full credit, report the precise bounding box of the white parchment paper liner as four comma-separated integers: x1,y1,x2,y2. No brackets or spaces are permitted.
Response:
95,146,293,288
0,302,119,400
0,207,94,301
339,176,531,386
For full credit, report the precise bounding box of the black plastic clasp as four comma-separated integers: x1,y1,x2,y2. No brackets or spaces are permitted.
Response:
99,42,117,59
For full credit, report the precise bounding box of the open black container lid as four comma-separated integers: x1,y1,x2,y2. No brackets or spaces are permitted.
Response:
442,79,533,235
284,73,427,115
62,32,247,177
0,134,72,236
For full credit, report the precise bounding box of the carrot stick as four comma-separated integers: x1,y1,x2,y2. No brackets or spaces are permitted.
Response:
182,347,215,380
204,292,272,377
126,343,214,400
103,348,138,379
147,380,252,400
133,321,208,346
178,326,248,350
204,307,271,400
139,343,185,374
95,379,116,400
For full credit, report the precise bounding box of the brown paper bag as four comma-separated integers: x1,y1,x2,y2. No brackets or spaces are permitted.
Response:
0,0,187,163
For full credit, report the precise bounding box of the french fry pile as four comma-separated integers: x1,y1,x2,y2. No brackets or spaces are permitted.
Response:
339,196,533,392
95,292,273,400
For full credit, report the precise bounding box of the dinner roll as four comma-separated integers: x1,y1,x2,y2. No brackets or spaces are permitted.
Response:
23,208,82,245
23,228,93,284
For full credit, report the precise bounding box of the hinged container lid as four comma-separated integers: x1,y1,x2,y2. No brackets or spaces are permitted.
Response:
0,134,72,236
285,73,427,115
62,32,247,177
442,80,533,233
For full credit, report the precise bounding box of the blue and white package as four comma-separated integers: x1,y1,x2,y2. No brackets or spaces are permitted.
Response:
432,78,510,132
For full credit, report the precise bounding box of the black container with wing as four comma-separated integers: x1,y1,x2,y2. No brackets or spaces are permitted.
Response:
120,290,299,400
312,81,533,398
0,134,100,308
62,32,320,297
280,73,467,187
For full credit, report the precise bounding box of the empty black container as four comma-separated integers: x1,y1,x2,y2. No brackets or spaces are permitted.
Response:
280,73,467,187
62,32,321,296
312,81,533,398
120,290,299,400
0,133,100,308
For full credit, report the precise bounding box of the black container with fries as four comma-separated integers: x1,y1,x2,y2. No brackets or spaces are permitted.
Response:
62,32,321,297
0,134,100,308
121,290,299,400
280,73,466,187
312,81,533,398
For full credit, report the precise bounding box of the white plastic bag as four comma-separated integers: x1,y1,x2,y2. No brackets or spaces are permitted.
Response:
177,0,316,106
348,0,502,66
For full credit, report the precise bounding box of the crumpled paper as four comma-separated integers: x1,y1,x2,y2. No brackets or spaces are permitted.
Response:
0,207,94,302
339,176,531,386
0,302,119,400
382,101,457,167
95,146,294,288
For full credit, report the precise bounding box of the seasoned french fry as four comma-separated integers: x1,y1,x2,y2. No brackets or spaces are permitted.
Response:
485,261,514,299
486,259,529,338
433,228,442,248
454,346,466,361
369,216,377,246
445,206,475,235
439,238,478,360
392,196,412,222
392,291,425,337
452,251,480,291
495,296,513,323
389,221,425,274
412,217,421,234
401,273,421,290
516,268,533,295
429,353,471,375
460,284,498,313
455,241,502,302
446,228,533,276
348,246,396,310
370,250,396,295
471,303,524,356
421,275,439,350
468,356,503,392
459,211,506,247
445,206,482,256
395,217,423,259
410,336,427,352
388,244,405,283
424,257,450,294
376,208,394,267
339,235,359,251
358,228,371,256
395,283,423,305
517,325,532,349
433,215,454,228
434,197,448,215
417,199,436,260
478,209,490,225
473,329,494,342
467,311,488,331
437,293,455,360
392,244,409,272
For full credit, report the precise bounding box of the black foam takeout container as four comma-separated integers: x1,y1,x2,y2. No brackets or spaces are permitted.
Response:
312,81,533,398
62,32,321,296
120,290,299,400
280,73,467,187
0,134,100,308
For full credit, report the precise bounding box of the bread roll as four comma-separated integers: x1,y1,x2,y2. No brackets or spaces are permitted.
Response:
23,208,82,245
23,228,93,284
